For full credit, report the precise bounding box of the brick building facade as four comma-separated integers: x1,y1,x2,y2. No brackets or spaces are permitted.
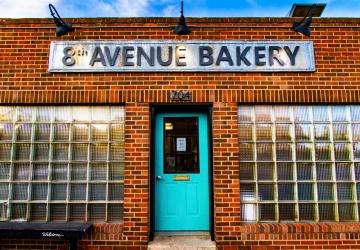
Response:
0,17,360,249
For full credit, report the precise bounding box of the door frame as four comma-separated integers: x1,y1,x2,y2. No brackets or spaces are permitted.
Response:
149,104,214,240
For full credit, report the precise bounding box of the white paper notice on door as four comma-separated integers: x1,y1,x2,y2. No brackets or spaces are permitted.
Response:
176,138,186,152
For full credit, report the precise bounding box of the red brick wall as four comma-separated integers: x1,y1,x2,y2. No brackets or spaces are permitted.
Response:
1,17,360,249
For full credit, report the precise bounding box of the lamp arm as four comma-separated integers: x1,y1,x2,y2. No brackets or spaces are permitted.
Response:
298,4,316,23
49,4,66,25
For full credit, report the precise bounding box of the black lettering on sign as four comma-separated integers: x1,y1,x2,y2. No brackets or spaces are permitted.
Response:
216,46,233,66
62,47,76,66
254,46,266,66
284,46,300,66
89,46,106,66
104,46,120,66
176,46,187,66
236,46,251,66
170,90,192,101
199,46,214,66
157,46,173,66
137,47,155,66
122,46,135,66
269,46,284,66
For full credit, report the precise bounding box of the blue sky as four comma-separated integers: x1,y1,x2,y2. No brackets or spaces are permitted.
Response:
0,0,359,18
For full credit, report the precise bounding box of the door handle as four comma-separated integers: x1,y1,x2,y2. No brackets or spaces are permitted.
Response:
156,176,162,180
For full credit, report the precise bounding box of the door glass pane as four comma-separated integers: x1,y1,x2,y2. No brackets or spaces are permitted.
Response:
164,117,199,173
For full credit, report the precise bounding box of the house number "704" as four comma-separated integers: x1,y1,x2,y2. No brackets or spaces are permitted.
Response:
170,90,192,101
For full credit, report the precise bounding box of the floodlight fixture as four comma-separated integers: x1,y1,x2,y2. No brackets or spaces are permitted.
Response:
291,3,326,37
174,1,191,35
49,4,74,37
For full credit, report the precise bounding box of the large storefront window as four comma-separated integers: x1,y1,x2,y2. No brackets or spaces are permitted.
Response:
0,106,124,222
239,105,360,222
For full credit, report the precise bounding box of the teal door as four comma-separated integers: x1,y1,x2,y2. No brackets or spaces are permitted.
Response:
154,112,210,231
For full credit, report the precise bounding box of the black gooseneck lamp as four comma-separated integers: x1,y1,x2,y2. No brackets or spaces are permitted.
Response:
292,4,316,37
49,4,74,37
174,1,191,35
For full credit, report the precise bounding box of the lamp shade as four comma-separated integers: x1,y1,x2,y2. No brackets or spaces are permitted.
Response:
56,23,74,37
173,1,191,35
293,16,312,37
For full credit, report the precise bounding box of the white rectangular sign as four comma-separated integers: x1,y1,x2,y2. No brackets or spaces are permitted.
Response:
48,40,315,72
176,138,186,152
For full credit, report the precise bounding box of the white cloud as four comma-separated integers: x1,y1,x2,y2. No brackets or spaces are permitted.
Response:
0,0,60,18
1,0,358,18
0,0,152,18
162,4,178,17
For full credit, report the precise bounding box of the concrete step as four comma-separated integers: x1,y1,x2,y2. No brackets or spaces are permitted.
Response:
148,233,216,250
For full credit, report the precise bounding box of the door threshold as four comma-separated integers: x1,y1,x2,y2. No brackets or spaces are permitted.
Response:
154,231,210,237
